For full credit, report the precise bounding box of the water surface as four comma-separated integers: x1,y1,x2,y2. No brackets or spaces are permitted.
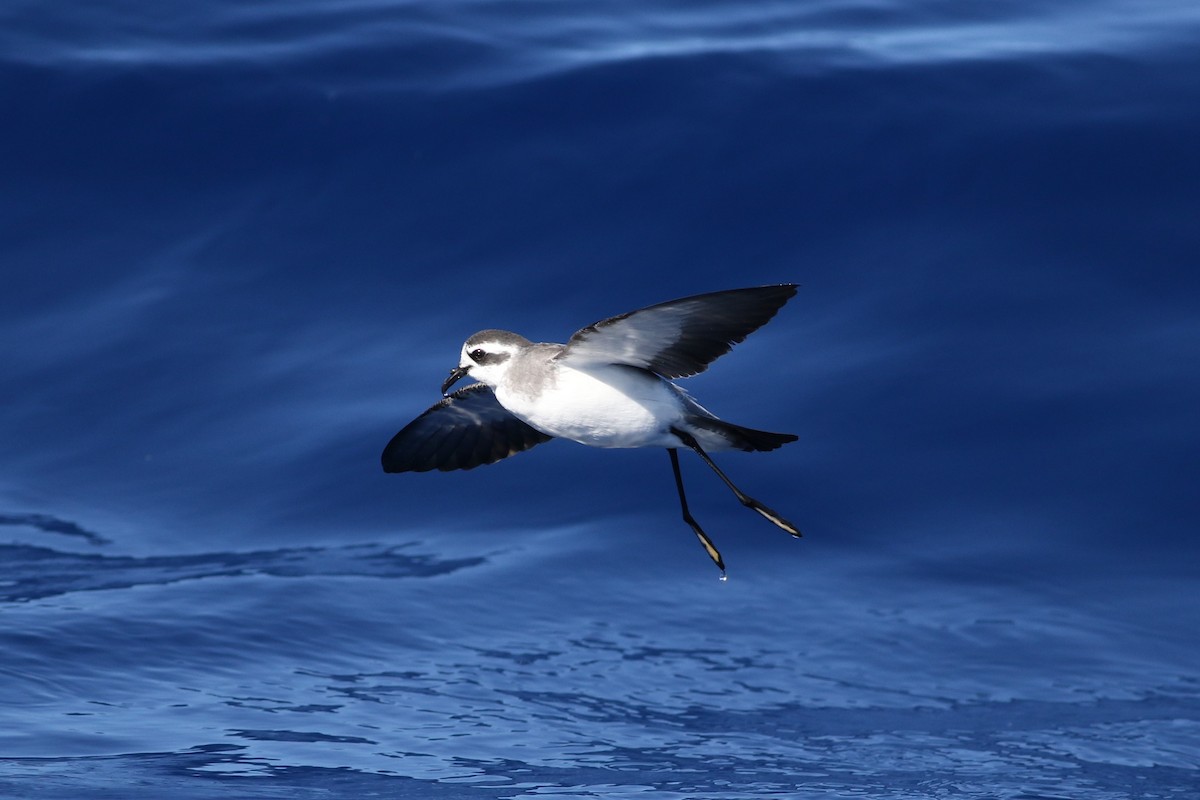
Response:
2,0,1198,797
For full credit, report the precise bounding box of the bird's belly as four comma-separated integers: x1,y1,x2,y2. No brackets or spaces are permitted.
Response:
497,366,681,448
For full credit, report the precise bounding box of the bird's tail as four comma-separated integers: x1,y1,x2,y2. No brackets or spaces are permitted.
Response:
685,416,798,452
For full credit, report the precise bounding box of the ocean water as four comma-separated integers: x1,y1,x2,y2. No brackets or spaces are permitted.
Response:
2,1,1199,797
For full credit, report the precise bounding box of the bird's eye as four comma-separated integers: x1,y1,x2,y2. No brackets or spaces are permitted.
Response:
470,348,486,362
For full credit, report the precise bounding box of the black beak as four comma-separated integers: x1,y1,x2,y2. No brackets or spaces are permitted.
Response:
441,365,470,396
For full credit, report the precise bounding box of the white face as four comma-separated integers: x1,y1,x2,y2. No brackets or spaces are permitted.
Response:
458,339,521,388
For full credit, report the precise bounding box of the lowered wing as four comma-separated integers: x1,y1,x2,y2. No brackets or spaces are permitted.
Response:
381,383,553,473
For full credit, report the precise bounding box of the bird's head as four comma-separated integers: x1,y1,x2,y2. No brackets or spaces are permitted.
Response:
441,329,532,395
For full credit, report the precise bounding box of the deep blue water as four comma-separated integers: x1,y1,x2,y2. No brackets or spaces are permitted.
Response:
3,1,1200,797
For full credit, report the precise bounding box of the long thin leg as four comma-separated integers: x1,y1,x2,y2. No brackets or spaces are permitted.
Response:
668,448,726,576
671,428,802,538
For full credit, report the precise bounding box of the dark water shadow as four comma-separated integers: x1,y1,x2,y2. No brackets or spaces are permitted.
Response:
0,745,495,799
228,729,377,745
0,542,483,603
0,512,111,546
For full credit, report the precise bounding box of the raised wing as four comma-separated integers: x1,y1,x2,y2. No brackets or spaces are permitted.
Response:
381,383,553,473
555,285,797,378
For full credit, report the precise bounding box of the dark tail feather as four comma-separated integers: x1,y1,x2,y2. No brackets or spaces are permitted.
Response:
687,416,798,452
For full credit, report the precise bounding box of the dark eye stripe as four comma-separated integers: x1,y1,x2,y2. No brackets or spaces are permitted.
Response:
471,349,510,366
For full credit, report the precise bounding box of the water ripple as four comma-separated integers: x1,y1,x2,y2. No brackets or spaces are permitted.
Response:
0,512,111,546
3,0,1198,88
0,541,482,603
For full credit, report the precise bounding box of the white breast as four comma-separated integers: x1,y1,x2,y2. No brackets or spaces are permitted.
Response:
496,363,685,448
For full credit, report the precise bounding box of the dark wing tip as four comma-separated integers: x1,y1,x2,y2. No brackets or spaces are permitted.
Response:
655,284,799,378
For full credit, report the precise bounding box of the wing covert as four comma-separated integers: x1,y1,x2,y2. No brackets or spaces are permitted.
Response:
555,284,797,378
381,383,553,473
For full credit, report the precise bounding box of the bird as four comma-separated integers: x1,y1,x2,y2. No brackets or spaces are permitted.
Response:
381,285,801,576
